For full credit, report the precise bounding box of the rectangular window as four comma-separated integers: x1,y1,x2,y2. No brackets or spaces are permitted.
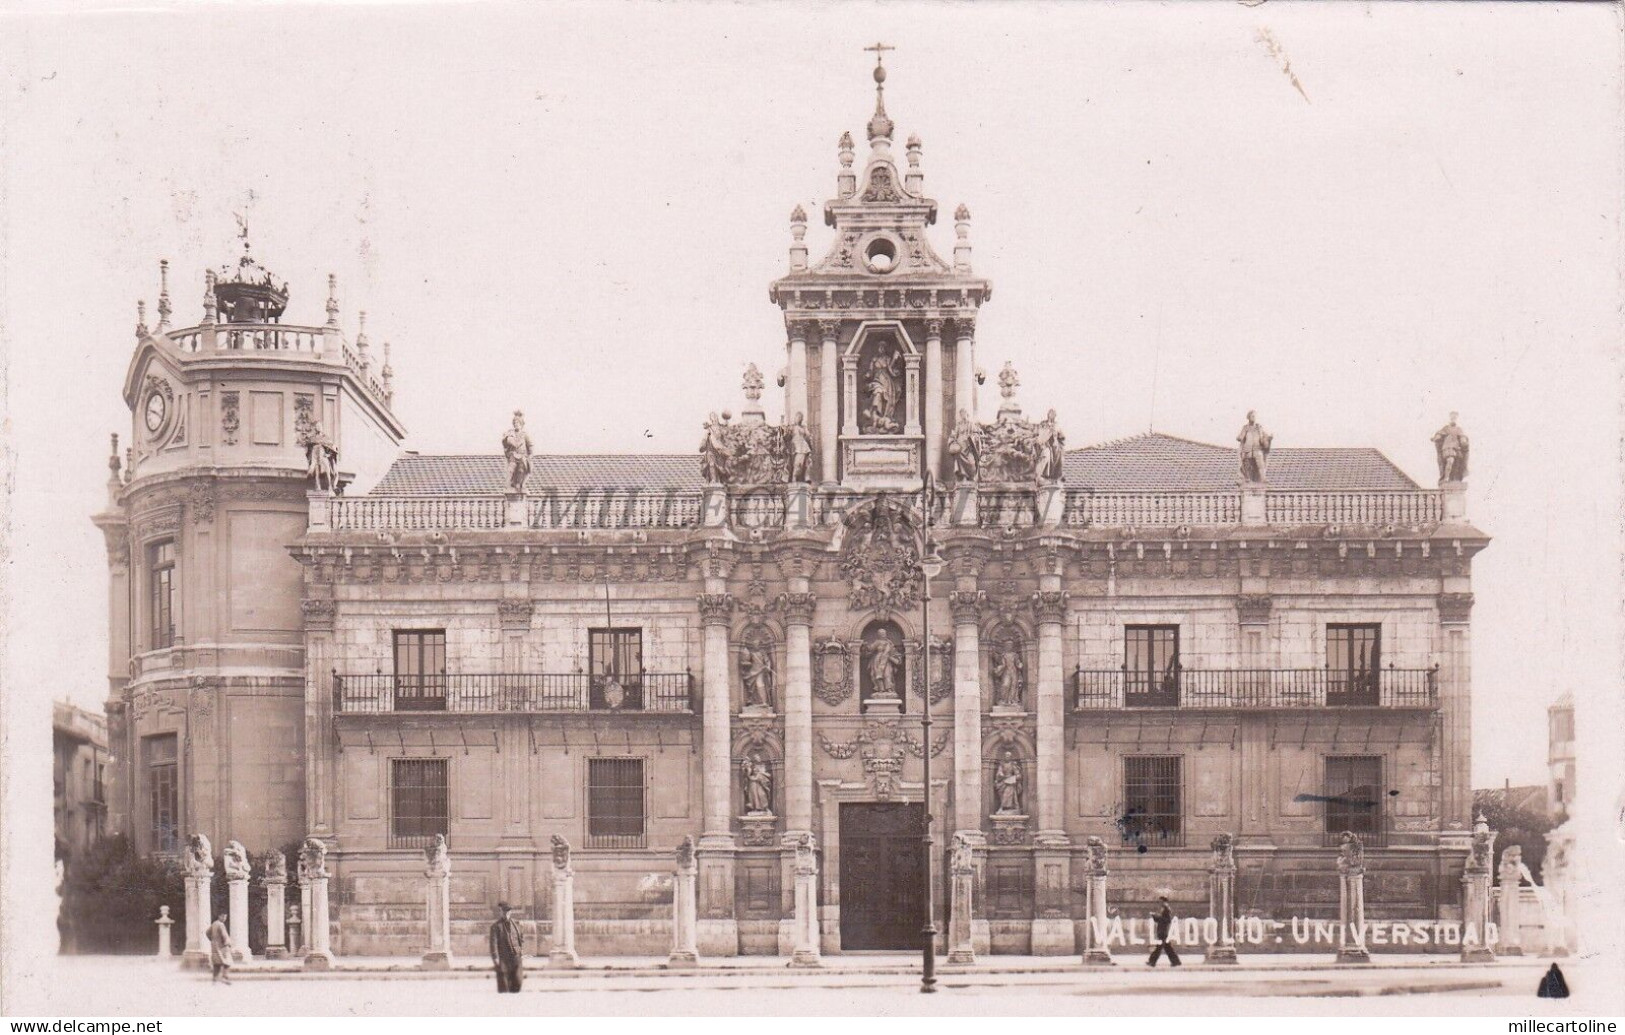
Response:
589,628,644,710
393,630,447,711
1124,625,1180,706
587,757,646,848
389,758,448,849
143,734,179,853
1327,624,1381,705
149,541,176,650
1123,755,1183,848
1324,755,1384,845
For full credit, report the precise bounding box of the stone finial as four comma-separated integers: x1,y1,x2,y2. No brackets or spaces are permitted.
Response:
156,260,172,330
955,203,970,222
202,269,218,325
905,134,923,194
837,132,857,199
381,341,395,402
135,299,148,339
866,60,894,143
325,274,340,328
355,311,370,375
790,204,807,224
742,363,765,403
838,131,854,164
789,205,808,272
954,205,972,272
107,433,121,481
997,361,1019,401
124,447,133,483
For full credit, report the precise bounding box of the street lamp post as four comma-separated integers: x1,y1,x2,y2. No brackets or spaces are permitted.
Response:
917,473,945,994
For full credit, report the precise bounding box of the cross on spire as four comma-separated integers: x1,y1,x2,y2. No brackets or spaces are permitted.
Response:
864,41,894,65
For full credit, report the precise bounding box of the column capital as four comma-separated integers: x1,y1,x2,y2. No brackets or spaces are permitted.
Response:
949,590,987,627
952,314,976,339
698,593,736,626
1029,590,1070,626
775,591,817,625
816,318,841,342
498,599,534,630
787,320,814,343
925,318,944,338
1438,592,1474,624
1236,594,1273,625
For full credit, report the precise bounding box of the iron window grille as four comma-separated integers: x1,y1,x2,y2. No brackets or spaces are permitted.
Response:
392,630,447,711
1327,624,1381,706
1122,755,1184,848
1125,625,1181,707
149,541,176,650
1323,754,1386,846
587,757,646,849
389,758,449,849
144,734,179,853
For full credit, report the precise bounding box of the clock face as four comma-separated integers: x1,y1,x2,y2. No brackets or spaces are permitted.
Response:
144,390,168,433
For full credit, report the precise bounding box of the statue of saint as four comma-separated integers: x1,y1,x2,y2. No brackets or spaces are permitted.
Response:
993,755,1025,814
991,645,1024,708
947,410,981,483
1036,409,1066,483
866,629,901,699
1237,411,1273,484
740,644,776,709
1432,412,1469,483
740,755,774,815
864,350,902,433
786,412,814,483
501,411,533,493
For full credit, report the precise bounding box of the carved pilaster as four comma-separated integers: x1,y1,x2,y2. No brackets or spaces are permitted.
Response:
775,591,817,626
497,600,534,630
1438,593,1474,623
1029,590,1069,626
949,590,987,627
188,482,215,524
1236,594,1273,625
698,593,736,626
300,598,336,632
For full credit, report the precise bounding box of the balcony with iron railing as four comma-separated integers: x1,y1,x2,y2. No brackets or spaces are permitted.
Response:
1074,665,1439,711
334,672,696,715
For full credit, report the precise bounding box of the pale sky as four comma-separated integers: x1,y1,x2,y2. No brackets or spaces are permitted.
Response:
3,0,1620,802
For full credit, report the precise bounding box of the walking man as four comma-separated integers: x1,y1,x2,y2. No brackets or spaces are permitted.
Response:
207,910,234,984
488,901,525,993
1147,895,1182,967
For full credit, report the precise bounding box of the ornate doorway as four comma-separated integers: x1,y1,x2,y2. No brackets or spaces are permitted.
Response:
838,802,925,950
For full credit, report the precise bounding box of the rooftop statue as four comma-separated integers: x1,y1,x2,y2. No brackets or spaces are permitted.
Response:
1432,412,1469,483
1237,411,1273,484
501,411,533,494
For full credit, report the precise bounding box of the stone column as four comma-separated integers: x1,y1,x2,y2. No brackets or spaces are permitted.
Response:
1031,583,1074,955
1498,847,1525,956
789,833,823,967
1205,834,1239,964
1461,816,1497,962
924,319,945,477
298,838,334,970
155,906,175,957
262,863,288,959
421,841,452,970
781,589,816,835
1438,593,1474,832
787,323,809,429
302,603,337,837
549,837,578,968
946,835,977,965
697,588,740,956
1334,832,1372,964
818,320,840,484
903,354,922,435
181,841,212,970
1080,836,1114,966
669,837,699,968
953,319,975,421
228,874,250,962
949,588,985,836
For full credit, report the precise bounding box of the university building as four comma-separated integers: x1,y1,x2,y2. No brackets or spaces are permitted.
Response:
97,62,1488,957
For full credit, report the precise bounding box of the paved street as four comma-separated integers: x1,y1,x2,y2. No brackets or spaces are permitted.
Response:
7,954,1613,1016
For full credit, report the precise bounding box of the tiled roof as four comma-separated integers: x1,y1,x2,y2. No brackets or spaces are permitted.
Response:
369,432,1419,496
1063,433,1420,492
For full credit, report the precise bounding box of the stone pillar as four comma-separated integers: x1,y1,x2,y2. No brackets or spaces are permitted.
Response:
953,319,975,422
549,837,579,967
421,843,452,970
1240,482,1266,526
669,838,699,968
949,589,985,836
697,589,740,956
287,906,302,956
924,320,944,478
787,323,809,429
1438,593,1474,832
1080,837,1114,966
1204,834,1239,964
946,835,977,965
306,488,332,532
818,320,840,484
155,906,175,957
1498,847,1525,956
182,873,210,969
1461,816,1497,962
781,588,816,835
504,491,526,529
1334,832,1372,964
1031,583,1074,955
228,875,251,962
788,833,823,968
262,869,288,959
298,838,334,970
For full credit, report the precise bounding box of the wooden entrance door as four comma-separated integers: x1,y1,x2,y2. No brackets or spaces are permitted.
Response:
839,802,925,950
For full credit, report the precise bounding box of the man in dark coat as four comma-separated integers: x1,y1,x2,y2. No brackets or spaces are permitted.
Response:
488,902,525,993
1147,895,1182,967
207,911,234,984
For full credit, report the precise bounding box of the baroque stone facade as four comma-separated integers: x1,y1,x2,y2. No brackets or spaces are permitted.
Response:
100,62,1488,959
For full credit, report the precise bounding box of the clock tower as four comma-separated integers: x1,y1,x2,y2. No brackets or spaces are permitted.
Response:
94,234,405,855
769,50,992,489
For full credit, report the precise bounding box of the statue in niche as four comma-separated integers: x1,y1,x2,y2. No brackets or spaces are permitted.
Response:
991,644,1025,709
866,627,903,699
501,410,533,493
739,643,776,709
993,753,1025,815
784,413,814,483
947,410,980,483
1432,412,1469,483
863,345,903,434
1237,411,1273,484
740,755,774,815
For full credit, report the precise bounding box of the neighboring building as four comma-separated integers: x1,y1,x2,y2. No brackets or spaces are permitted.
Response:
53,701,108,862
99,62,1489,955
1548,692,1575,821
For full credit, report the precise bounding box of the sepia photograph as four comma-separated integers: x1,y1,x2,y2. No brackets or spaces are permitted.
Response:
1,0,1622,1024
